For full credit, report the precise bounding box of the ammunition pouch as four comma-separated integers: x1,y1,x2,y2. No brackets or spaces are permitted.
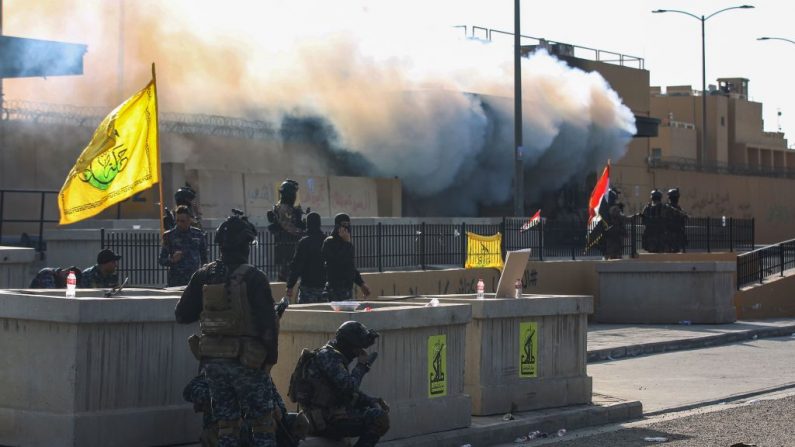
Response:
291,412,311,440
200,283,242,336
217,419,241,439
198,336,240,359
249,413,276,434
239,337,268,369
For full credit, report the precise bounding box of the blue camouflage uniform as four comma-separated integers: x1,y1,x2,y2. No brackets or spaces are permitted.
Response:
79,265,119,288
302,343,389,447
29,268,64,288
159,226,208,287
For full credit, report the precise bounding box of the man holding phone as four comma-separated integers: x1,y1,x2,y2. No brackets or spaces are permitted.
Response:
321,213,371,301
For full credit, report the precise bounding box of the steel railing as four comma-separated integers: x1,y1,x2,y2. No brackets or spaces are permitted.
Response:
737,238,795,289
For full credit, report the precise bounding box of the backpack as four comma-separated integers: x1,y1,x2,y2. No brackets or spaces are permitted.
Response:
288,348,318,405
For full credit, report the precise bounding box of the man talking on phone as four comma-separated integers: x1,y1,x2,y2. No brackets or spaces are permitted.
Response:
321,213,371,301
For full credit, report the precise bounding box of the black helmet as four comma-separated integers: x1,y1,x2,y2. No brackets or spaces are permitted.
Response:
335,321,379,350
650,189,663,201
334,213,351,226
607,188,620,205
215,209,257,249
174,184,196,206
279,179,299,195
306,212,321,232
667,188,680,200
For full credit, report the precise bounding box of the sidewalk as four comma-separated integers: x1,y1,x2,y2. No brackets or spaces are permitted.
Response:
587,318,795,362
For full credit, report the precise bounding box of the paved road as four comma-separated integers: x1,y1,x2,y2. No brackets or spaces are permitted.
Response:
492,391,795,447
588,336,795,413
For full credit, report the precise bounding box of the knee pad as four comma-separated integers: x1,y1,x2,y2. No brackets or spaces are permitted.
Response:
248,412,276,434
217,419,242,439
364,408,390,436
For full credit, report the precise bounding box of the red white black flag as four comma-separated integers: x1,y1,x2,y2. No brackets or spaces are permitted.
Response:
519,209,541,232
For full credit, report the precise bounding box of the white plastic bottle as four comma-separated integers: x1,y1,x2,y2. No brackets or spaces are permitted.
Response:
515,279,522,298
476,279,485,300
65,271,77,298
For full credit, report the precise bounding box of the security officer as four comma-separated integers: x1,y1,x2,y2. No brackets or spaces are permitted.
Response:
321,214,370,301
164,184,202,230
641,189,665,253
80,249,121,288
285,212,326,303
289,321,389,447
159,205,209,287
268,179,305,282
29,266,81,288
602,188,626,260
663,188,688,253
175,210,279,447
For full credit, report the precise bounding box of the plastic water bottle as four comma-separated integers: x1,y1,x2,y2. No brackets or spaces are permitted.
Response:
476,279,485,300
65,271,77,298
515,279,522,298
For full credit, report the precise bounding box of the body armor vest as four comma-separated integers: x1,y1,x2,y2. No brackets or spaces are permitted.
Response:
198,264,267,368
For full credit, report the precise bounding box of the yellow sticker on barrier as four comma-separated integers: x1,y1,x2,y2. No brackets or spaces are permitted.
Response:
519,322,538,378
428,334,447,397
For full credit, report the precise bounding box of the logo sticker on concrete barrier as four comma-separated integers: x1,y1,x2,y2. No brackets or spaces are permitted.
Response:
428,334,447,397
519,322,538,377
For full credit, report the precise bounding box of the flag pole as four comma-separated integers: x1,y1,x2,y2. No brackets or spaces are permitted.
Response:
152,62,165,239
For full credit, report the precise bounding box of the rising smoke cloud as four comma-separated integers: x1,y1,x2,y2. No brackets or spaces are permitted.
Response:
4,0,636,215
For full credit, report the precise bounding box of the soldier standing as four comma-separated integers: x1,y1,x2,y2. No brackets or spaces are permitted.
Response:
268,179,305,282
663,188,688,253
164,184,202,231
321,214,371,301
288,321,390,447
175,210,279,447
80,249,121,288
159,205,209,287
285,212,327,304
603,188,626,260
641,189,665,253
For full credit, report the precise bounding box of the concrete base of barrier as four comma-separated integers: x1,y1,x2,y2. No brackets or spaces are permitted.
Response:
596,261,737,324
0,246,36,288
271,301,473,441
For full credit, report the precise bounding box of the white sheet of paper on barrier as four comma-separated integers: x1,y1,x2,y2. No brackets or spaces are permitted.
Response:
495,249,532,298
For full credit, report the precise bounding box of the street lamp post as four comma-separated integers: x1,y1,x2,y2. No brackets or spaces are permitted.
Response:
757,36,795,45
513,0,524,217
652,5,754,169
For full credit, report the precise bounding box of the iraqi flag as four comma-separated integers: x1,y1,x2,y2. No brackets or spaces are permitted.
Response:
520,209,542,232
587,162,610,228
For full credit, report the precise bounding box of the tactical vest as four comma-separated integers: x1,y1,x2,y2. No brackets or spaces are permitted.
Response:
288,346,340,409
198,264,268,368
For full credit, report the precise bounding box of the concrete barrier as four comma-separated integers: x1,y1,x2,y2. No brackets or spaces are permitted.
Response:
596,261,737,324
0,288,199,447
271,301,472,441
0,246,36,288
392,294,593,416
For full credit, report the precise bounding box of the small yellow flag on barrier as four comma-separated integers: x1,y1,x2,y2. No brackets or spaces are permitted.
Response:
464,231,504,269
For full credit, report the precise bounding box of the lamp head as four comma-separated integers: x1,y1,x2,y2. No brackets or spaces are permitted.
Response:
652,9,667,13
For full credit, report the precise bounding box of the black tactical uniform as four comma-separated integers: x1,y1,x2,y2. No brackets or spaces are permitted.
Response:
289,321,389,447
286,212,327,303
603,189,626,260
321,214,367,301
175,210,279,447
663,188,688,253
641,190,665,253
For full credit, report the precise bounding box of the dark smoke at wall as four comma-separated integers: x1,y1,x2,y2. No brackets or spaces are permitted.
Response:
4,1,636,216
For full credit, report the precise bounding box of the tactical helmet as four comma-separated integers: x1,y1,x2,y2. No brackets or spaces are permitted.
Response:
335,321,379,350
174,185,196,206
667,188,680,200
215,209,257,249
306,212,321,232
607,188,620,205
334,213,351,227
650,189,663,201
279,179,299,195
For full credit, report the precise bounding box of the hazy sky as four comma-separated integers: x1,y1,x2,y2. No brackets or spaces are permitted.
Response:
4,0,794,146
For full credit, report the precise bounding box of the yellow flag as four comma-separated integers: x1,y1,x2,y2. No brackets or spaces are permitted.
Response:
58,80,159,224
464,231,504,269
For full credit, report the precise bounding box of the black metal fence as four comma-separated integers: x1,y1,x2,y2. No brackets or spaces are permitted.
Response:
101,216,755,286
737,238,795,289
0,189,60,256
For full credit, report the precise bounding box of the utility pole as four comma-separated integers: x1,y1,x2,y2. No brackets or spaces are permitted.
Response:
513,0,525,216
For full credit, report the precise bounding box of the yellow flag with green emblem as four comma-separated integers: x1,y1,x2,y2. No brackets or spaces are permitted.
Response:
58,79,159,224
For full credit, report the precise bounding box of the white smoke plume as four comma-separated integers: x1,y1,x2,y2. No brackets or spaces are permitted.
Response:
4,0,636,215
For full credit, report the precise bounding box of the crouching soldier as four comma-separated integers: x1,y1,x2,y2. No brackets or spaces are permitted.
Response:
288,321,389,447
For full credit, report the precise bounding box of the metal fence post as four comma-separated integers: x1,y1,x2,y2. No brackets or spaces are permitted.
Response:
781,243,785,277
0,190,4,243
101,228,105,249
38,192,46,256
500,217,506,259
377,222,383,273
538,217,544,261
729,217,734,252
420,222,426,270
751,218,755,249
461,222,467,268
706,218,711,253
630,215,638,257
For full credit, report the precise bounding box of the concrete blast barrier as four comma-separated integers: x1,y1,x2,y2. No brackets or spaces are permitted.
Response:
390,294,593,416
0,288,199,447
595,261,737,324
271,301,472,441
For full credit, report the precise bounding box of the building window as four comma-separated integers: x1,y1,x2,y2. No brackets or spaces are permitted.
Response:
651,148,662,161
721,116,725,126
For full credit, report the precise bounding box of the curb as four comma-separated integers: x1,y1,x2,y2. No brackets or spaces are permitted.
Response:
377,400,642,447
587,325,795,363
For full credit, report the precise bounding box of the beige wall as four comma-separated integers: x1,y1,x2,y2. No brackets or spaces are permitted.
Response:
650,125,697,160
563,58,650,115
735,273,795,319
